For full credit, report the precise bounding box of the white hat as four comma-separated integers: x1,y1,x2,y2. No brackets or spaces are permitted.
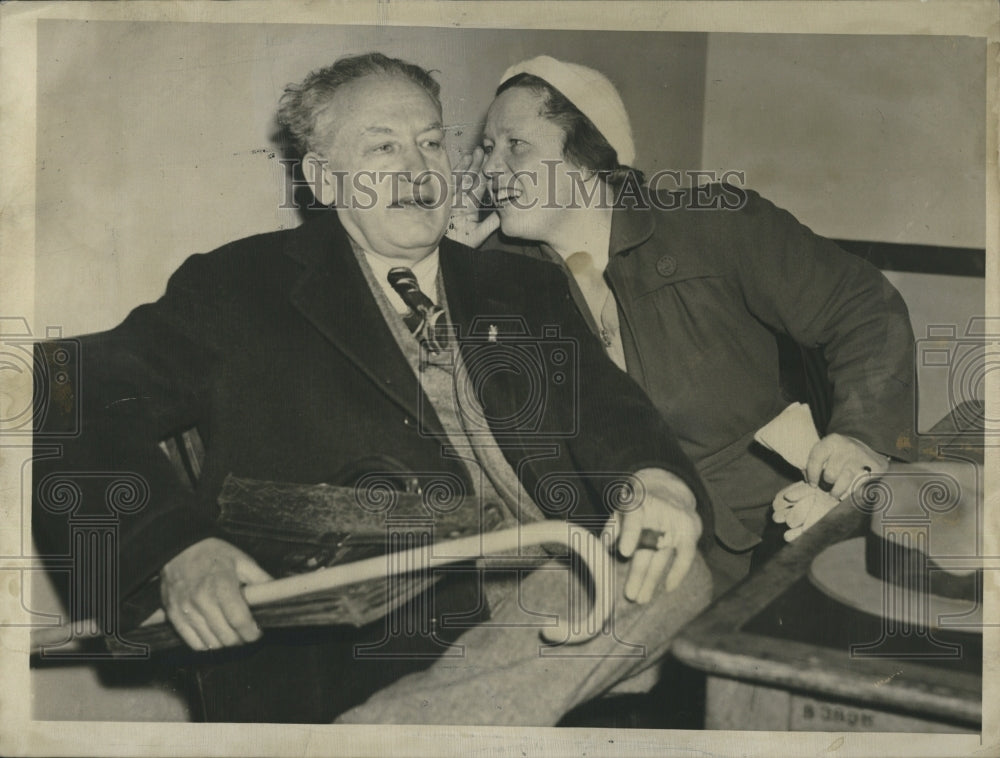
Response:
499,55,636,167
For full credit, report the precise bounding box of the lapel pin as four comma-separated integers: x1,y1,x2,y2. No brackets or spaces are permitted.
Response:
488,325,498,343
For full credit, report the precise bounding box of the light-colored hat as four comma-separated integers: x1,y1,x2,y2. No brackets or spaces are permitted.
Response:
499,55,636,167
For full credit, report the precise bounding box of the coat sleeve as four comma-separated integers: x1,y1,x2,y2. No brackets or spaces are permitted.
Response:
33,252,227,629
730,189,916,461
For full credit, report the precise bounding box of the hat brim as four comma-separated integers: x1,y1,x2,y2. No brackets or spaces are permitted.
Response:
808,538,982,634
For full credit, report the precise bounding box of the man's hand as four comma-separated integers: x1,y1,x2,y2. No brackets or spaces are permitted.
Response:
604,468,702,604
448,147,500,248
805,433,890,500
160,537,272,651
772,480,840,542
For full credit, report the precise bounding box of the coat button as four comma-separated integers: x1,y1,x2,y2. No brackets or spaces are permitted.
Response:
403,417,412,426
656,255,678,277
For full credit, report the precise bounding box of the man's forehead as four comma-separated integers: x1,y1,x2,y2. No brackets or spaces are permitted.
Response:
318,75,442,144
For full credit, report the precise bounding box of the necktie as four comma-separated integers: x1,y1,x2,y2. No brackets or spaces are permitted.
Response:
387,267,447,353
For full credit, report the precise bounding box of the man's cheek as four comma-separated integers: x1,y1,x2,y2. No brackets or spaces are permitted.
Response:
350,170,379,209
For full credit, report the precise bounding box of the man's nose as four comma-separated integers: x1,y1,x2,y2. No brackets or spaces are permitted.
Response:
400,143,431,176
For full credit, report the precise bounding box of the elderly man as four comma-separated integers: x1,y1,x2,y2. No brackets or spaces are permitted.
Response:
33,53,712,725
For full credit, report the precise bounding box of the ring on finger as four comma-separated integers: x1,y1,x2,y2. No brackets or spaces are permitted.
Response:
637,528,667,551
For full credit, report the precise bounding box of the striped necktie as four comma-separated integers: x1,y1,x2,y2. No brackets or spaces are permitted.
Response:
387,267,447,354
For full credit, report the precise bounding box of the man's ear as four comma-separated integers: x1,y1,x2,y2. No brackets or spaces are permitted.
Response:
303,151,338,206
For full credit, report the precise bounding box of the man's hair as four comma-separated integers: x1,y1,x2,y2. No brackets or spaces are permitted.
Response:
496,73,644,187
278,52,442,156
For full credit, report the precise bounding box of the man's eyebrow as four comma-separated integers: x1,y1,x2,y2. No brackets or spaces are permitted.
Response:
360,122,444,137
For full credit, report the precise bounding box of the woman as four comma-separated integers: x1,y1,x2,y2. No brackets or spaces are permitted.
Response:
451,56,916,592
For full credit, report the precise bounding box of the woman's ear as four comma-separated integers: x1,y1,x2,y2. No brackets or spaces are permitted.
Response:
303,151,337,206
570,164,599,185
565,156,598,184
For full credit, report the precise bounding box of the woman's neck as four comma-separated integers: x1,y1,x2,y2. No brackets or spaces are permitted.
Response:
547,203,614,271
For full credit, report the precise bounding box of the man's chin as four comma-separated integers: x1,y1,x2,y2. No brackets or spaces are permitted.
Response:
390,232,447,259
395,214,448,241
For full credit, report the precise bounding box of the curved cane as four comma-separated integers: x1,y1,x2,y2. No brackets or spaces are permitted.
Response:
31,521,614,654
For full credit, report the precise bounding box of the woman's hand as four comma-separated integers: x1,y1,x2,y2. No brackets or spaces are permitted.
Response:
805,433,890,499
771,480,840,541
603,468,702,604
448,147,500,248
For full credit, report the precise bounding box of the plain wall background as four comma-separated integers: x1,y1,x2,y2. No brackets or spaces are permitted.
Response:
702,33,986,249
30,22,987,721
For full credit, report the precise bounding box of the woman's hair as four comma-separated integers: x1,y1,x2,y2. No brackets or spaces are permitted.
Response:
496,73,644,187
278,52,442,156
